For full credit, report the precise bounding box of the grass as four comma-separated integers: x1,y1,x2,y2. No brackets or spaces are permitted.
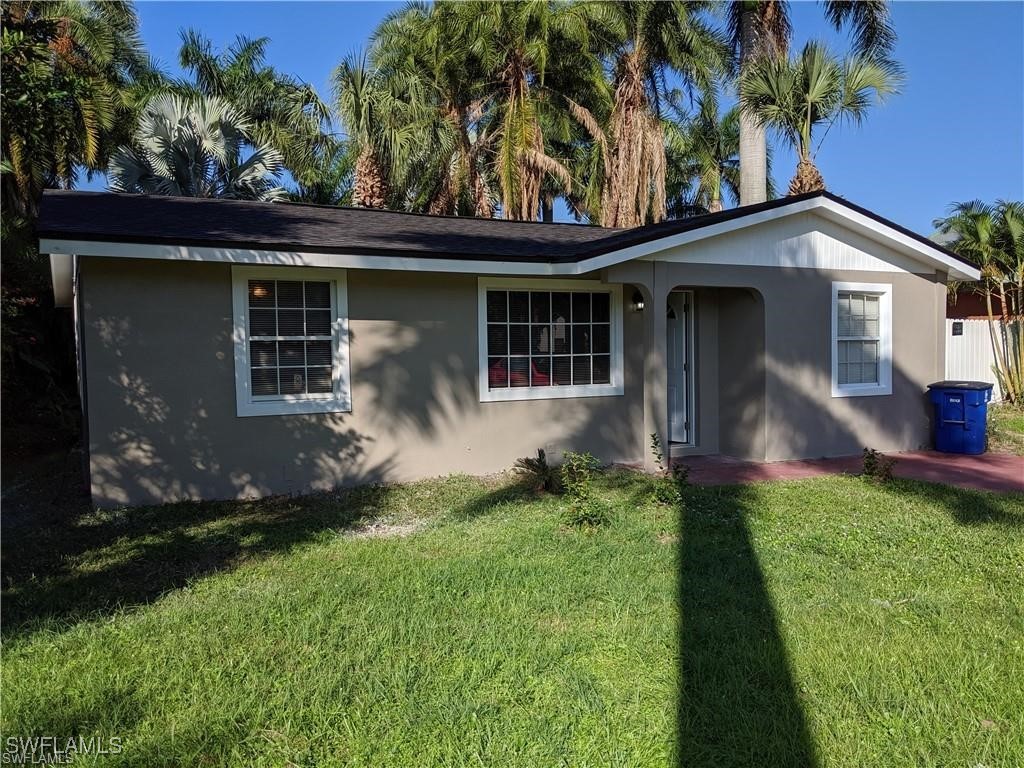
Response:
989,402,1024,455
2,470,1023,767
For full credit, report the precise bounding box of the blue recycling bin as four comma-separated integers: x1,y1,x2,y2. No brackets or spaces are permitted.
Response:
926,381,994,455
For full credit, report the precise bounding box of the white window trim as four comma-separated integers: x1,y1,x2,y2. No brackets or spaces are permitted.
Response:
831,281,892,398
477,277,624,403
231,265,351,417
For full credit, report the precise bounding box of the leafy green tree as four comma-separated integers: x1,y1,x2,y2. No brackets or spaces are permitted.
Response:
568,0,730,227
440,0,591,220
728,0,896,204
739,41,901,195
290,143,355,206
173,30,333,190
935,200,1024,402
666,99,734,214
107,94,287,201
1,0,151,217
1,1,153,420
370,1,495,217
333,52,421,209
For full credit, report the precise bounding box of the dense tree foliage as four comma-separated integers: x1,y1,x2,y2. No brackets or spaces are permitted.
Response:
1,0,153,217
1,1,153,428
935,200,1024,402
740,41,901,195
108,94,288,201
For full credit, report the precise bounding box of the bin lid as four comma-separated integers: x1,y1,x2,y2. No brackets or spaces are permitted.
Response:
926,380,994,390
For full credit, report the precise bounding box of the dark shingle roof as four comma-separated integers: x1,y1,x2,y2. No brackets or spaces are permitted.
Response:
38,189,972,268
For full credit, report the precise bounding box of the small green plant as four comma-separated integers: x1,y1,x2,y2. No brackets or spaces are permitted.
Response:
651,475,681,506
513,449,561,493
648,432,688,505
862,448,897,483
650,432,666,473
560,452,612,528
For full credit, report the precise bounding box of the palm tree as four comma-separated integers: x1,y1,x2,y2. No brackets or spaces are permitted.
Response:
370,1,495,217
290,142,355,206
666,98,739,214
728,0,897,205
567,1,730,227
174,30,333,190
107,94,287,201
443,0,588,220
934,200,1024,402
333,52,424,209
740,41,901,195
1,0,152,217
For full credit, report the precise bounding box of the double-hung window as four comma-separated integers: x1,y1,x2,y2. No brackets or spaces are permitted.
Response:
478,278,623,402
232,266,351,416
831,281,892,397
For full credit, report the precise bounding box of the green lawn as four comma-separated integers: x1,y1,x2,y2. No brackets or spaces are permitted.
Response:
990,402,1024,455
2,471,1023,767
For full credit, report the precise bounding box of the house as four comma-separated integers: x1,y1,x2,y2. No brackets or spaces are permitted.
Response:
947,287,1003,320
40,190,980,507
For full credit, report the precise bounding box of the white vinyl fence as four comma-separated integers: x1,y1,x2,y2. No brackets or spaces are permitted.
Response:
945,319,1004,400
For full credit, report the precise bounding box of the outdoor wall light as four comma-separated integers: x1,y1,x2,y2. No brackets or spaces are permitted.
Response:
631,290,646,312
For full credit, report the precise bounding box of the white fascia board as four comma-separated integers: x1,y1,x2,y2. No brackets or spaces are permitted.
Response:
39,237,580,277
812,198,980,281
571,197,980,282
40,195,980,283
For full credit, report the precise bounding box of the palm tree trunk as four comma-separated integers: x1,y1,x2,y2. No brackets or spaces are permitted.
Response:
541,195,554,222
738,7,768,207
353,146,387,209
601,50,666,228
985,285,1014,400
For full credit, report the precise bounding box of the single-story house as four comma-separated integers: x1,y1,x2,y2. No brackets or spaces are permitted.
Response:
40,190,980,507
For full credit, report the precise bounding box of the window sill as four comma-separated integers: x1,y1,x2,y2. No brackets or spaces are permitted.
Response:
831,384,892,398
236,398,352,417
480,384,624,403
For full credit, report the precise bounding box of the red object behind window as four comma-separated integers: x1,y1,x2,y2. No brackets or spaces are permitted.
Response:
489,359,551,388
489,359,507,388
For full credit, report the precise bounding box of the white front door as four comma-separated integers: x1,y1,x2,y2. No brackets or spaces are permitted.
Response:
667,291,692,444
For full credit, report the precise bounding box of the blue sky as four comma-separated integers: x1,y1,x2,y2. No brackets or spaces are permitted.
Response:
94,1,1023,234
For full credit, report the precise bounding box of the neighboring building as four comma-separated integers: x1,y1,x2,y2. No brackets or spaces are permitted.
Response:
947,287,1004,319
40,190,980,507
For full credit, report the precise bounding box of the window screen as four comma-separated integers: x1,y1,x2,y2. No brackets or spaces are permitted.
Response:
247,279,334,397
836,292,880,386
485,289,612,390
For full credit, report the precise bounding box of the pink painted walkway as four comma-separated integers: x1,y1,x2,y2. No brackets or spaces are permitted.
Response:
674,451,1024,494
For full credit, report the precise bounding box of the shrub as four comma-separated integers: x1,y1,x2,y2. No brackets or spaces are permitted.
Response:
560,452,612,528
651,476,681,506
862,448,897,483
513,449,561,493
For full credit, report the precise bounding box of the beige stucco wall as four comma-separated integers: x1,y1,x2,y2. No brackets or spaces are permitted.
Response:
80,258,645,506
78,209,948,505
608,212,948,463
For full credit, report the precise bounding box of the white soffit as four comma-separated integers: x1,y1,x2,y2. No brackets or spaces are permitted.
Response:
50,253,73,308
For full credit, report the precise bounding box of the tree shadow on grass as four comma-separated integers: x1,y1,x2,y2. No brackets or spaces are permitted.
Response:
677,483,818,767
0,454,400,639
448,475,546,521
883,478,1024,529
